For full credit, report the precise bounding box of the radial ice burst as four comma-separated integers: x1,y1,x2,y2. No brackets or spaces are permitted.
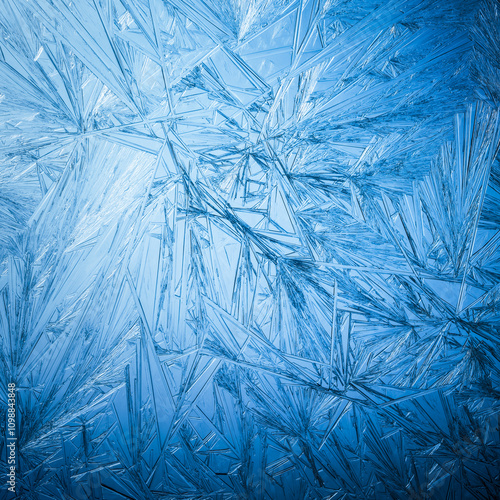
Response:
0,0,499,498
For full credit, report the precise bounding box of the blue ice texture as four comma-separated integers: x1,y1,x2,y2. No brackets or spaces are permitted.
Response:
1,0,500,498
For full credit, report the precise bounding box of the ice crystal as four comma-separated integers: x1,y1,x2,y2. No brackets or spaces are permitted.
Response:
1,0,500,498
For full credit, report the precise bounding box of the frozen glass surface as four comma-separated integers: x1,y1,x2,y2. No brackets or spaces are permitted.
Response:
1,0,499,498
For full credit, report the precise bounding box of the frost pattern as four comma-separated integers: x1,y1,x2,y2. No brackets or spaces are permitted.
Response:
1,0,500,498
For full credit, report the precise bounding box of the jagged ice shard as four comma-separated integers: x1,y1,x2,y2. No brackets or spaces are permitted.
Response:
1,0,500,498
